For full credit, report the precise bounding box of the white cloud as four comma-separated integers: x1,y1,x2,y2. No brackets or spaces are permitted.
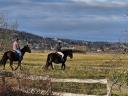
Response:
0,0,128,41
71,0,128,7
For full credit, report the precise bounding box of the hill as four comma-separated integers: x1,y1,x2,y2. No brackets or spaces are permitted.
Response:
0,28,88,51
0,28,126,53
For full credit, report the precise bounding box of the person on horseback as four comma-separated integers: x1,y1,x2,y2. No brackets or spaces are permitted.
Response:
56,42,62,51
12,38,22,60
55,42,64,62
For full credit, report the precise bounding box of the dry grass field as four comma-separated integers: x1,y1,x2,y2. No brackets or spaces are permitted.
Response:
0,51,128,95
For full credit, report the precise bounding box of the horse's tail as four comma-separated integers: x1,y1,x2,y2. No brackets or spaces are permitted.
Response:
0,52,8,66
44,54,51,69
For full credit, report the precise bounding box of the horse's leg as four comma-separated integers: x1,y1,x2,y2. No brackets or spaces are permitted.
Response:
20,62,22,70
61,63,63,69
63,63,66,70
15,61,21,70
3,64,5,70
10,60,14,71
50,62,54,70
61,63,65,70
1,60,6,70
44,61,49,70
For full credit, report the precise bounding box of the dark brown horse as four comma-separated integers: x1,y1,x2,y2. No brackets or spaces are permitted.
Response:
0,45,31,70
44,49,73,70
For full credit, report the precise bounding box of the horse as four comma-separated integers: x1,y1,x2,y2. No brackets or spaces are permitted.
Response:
0,45,31,70
44,49,73,70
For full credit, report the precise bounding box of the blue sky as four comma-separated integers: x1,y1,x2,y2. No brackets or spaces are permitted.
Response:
0,0,128,42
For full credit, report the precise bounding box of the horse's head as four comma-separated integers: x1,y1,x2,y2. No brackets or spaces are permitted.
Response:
68,50,73,59
23,45,31,53
62,49,73,59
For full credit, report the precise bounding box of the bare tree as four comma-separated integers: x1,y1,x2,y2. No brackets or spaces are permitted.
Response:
0,15,18,51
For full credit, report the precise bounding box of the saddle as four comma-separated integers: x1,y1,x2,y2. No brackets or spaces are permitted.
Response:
56,52,64,58
13,51,20,60
55,51,64,62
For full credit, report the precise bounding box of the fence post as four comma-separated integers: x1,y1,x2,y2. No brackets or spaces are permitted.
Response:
107,79,111,96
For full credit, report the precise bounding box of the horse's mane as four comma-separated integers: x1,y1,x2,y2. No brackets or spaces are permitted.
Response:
62,49,73,51
61,49,73,53
20,45,29,50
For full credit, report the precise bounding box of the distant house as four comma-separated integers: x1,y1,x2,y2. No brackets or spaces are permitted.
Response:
97,49,102,52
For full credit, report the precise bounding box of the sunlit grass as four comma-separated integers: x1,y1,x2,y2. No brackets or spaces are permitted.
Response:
1,52,128,78
0,51,128,95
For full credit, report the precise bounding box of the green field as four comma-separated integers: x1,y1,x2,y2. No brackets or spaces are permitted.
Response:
0,52,128,95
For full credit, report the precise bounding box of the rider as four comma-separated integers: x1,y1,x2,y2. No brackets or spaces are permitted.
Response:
55,42,64,62
12,38,22,60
